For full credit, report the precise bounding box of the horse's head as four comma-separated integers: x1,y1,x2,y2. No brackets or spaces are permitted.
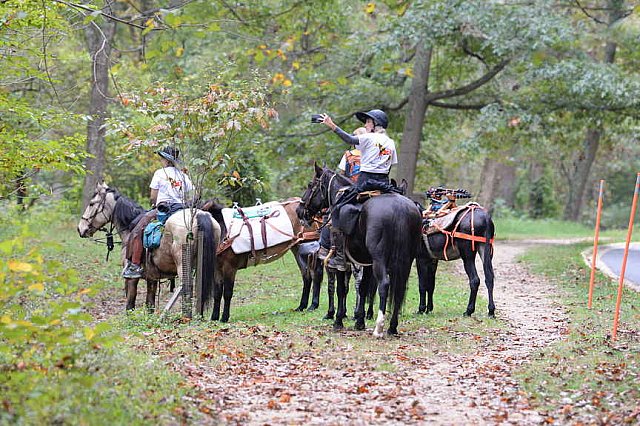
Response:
77,182,116,238
297,163,331,224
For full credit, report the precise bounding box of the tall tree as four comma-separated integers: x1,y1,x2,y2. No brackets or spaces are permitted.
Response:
82,1,117,206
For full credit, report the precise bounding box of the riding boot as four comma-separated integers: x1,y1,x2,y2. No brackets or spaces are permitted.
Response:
328,226,347,272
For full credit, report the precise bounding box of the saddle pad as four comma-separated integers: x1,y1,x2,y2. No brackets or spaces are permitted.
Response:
221,201,294,254
424,202,482,235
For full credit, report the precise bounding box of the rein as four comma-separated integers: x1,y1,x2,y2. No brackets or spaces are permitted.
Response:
89,223,122,262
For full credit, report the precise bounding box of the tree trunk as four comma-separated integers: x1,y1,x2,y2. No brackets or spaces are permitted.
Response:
397,42,432,198
563,0,622,221
81,8,117,207
478,148,517,213
563,128,601,220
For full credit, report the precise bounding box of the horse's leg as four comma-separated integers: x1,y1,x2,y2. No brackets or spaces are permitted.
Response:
145,279,158,313
373,261,390,338
294,251,311,311
479,245,496,317
333,270,348,330
366,276,376,320
324,267,335,320
461,251,481,317
211,260,228,321
309,257,323,311
354,266,371,330
417,258,438,314
124,278,138,310
221,268,238,323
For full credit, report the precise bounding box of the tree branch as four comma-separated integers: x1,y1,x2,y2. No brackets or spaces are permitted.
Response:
53,0,146,29
430,100,489,110
426,58,510,102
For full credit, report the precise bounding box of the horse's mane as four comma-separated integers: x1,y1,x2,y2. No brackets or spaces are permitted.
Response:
111,188,146,231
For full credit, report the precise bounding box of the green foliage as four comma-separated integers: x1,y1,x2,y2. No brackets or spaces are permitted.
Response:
109,76,276,201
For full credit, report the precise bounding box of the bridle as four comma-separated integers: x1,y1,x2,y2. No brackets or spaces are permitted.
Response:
81,189,118,261
81,189,112,228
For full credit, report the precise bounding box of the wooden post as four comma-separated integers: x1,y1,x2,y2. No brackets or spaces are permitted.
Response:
612,172,640,340
181,243,193,319
588,180,605,309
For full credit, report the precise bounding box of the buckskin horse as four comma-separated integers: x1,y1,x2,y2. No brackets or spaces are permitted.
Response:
417,202,496,317
297,164,422,337
202,197,319,322
77,182,220,314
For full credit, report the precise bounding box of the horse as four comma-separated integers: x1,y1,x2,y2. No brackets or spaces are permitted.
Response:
77,182,220,314
297,164,422,337
202,197,319,322
416,203,496,317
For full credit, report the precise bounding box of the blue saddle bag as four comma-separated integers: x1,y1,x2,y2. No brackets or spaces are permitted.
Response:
143,221,164,249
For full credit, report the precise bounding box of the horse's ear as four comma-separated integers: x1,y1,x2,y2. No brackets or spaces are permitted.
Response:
96,181,107,192
314,162,323,176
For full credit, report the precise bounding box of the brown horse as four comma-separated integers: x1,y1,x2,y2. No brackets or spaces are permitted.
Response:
77,182,220,314
202,197,319,322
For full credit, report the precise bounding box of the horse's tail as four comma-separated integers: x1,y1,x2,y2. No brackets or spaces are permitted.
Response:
387,203,421,314
482,210,495,277
196,211,219,315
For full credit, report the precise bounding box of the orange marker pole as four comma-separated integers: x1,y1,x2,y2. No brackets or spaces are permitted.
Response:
588,180,605,309
612,172,640,340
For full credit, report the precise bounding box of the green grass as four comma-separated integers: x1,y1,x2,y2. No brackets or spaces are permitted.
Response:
496,216,638,241
515,243,640,424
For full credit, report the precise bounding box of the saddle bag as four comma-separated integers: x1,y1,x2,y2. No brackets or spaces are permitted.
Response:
143,221,164,249
332,203,363,236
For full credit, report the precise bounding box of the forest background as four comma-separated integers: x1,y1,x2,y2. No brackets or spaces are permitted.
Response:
2,0,640,225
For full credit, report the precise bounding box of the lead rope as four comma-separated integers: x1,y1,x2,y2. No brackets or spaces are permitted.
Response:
105,223,115,262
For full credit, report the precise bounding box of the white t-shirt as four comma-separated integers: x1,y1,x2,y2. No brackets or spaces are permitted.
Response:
150,166,194,205
354,132,397,174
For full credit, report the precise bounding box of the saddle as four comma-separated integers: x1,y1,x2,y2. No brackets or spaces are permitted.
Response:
422,204,477,236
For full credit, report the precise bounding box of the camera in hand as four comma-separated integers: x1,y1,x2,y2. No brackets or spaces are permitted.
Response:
311,114,323,123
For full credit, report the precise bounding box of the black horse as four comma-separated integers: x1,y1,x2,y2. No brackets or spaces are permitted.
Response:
416,203,496,317
297,164,422,336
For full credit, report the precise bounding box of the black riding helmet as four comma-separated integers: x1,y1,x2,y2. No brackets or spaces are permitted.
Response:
157,146,181,166
355,109,388,129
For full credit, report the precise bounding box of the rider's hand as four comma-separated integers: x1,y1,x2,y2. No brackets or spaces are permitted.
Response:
321,114,337,131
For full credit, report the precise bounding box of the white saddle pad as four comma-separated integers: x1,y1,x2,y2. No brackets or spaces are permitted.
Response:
221,201,295,254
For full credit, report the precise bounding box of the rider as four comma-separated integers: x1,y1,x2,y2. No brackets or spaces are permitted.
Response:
320,109,397,189
319,110,397,271
122,146,194,279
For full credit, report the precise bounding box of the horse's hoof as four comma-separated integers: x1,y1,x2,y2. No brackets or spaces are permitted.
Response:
307,305,318,312
372,330,384,339
387,328,398,336
294,306,304,312
366,312,373,321
416,309,425,315
488,311,496,318
354,321,365,331
220,317,229,323
333,323,344,331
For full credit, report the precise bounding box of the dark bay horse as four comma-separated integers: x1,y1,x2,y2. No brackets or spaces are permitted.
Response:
417,204,496,317
78,182,220,314
297,165,422,337
202,197,319,322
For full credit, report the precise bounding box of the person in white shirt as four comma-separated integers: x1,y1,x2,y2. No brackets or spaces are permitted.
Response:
123,146,193,279
320,109,397,189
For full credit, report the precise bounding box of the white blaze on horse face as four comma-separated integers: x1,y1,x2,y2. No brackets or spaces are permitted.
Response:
373,309,385,338
77,192,110,237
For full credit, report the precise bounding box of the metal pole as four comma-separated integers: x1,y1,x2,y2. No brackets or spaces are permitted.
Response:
612,172,640,340
588,180,605,309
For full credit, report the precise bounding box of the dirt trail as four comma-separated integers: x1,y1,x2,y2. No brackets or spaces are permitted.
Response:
170,241,570,425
